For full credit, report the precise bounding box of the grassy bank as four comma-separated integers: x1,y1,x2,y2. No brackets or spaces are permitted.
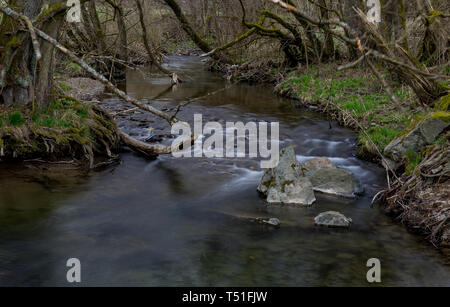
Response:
274,64,418,160
0,98,120,167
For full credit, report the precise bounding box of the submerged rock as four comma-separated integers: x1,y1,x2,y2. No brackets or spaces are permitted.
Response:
384,114,449,162
258,146,316,206
302,157,363,198
314,211,352,228
254,217,281,227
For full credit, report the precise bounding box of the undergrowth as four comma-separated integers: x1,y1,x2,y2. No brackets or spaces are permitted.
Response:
275,65,419,158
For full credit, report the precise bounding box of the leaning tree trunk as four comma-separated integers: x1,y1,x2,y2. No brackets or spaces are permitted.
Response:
0,0,61,108
162,0,229,63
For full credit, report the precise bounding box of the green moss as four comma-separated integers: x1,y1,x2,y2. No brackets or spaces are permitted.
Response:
431,111,450,122
428,10,444,24
8,112,25,126
59,81,71,92
66,61,81,72
405,149,422,176
434,136,447,147
7,36,21,48
435,94,449,111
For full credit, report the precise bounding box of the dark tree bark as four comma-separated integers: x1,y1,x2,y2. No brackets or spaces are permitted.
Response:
318,0,335,59
0,0,61,108
88,1,106,53
105,0,128,62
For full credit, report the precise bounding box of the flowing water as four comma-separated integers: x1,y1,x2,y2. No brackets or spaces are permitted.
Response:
0,56,448,286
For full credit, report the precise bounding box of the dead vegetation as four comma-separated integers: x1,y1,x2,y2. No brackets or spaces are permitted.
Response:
381,143,449,248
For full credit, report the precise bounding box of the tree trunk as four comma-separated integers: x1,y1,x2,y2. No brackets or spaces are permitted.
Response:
318,0,335,59
0,0,56,108
88,1,106,53
105,0,128,62
35,0,64,108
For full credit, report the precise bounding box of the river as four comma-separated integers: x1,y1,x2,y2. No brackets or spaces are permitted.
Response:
0,56,448,286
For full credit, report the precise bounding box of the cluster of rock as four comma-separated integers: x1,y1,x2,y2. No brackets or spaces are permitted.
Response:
257,145,361,228
258,146,363,203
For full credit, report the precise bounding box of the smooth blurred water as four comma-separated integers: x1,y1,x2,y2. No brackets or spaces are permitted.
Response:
0,56,448,286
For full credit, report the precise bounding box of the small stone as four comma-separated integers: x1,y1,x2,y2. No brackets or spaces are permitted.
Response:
314,211,352,228
263,218,281,227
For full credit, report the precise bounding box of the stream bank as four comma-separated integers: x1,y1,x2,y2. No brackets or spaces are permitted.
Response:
268,63,449,250
0,98,120,167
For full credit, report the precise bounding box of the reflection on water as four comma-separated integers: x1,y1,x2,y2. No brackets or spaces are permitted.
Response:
0,56,448,286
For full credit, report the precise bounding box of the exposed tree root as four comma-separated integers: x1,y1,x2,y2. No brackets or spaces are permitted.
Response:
380,145,450,249
0,104,121,168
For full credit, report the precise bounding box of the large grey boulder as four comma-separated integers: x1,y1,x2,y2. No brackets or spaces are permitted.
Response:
258,146,316,206
384,115,449,162
302,157,363,198
314,211,352,228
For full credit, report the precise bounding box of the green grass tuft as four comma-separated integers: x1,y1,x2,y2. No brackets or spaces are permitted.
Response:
405,149,422,175
359,126,400,151
8,112,25,126
59,81,71,92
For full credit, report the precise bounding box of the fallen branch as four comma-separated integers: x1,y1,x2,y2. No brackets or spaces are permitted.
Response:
200,28,257,58
118,130,171,157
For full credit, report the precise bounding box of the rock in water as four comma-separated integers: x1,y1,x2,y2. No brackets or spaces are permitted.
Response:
256,218,281,227
301,157,337,177
309,168,364,198
302,157,363,198
258,146,316,205
314,211,352,228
